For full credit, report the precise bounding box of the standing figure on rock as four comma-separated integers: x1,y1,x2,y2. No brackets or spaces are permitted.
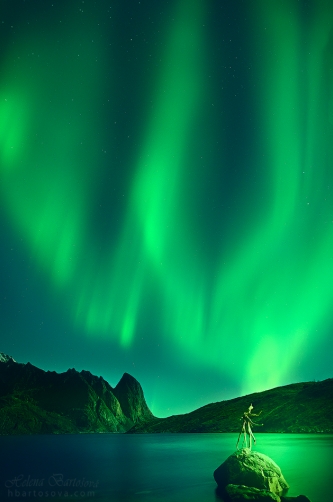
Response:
236,403,263,450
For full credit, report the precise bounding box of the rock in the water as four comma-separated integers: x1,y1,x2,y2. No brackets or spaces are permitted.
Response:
214,449,289,494
281,496,312,502
225,484,281,501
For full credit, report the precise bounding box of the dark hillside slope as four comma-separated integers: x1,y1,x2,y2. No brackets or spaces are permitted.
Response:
129,379,333,433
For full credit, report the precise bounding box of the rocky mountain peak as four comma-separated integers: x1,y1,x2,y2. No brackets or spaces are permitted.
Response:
117,372,141,388
0,352,16,364
114,372,153,423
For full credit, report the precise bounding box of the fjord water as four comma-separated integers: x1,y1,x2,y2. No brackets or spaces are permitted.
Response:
1,433,332,502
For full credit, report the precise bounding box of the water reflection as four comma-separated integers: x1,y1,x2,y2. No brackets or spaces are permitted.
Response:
0,433,331,502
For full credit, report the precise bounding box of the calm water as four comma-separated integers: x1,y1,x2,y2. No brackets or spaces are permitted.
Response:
0,433,332,502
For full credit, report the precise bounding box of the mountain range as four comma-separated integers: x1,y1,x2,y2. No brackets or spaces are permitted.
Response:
0,352,153,434
0,352,332,434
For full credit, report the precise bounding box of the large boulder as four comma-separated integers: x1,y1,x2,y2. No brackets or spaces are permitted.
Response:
225,484,281,501
214,449,289,495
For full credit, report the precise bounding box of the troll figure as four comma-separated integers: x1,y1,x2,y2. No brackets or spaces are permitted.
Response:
236,403,263,450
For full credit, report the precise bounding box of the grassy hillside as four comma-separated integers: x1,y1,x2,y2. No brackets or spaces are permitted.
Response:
129,379,333,434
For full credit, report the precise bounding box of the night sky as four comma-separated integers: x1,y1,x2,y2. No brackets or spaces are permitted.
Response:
1,0,333,417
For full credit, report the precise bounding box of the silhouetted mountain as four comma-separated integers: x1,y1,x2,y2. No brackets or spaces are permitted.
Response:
129,379,333,434
0,354,153,434
1,353,332,435
113,372,154,424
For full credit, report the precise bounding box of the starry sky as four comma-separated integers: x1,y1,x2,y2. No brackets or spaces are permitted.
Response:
1,0,333,417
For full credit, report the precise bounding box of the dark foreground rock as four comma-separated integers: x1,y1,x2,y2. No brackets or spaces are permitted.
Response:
281,496,311,502
223,485,312,501
214,449,289,494
225,484,281,501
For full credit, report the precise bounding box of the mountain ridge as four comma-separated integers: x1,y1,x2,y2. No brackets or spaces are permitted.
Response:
0,352,332,435
0,353,152,434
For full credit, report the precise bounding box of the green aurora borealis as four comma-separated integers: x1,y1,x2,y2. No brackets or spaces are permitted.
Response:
1,0,333,416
